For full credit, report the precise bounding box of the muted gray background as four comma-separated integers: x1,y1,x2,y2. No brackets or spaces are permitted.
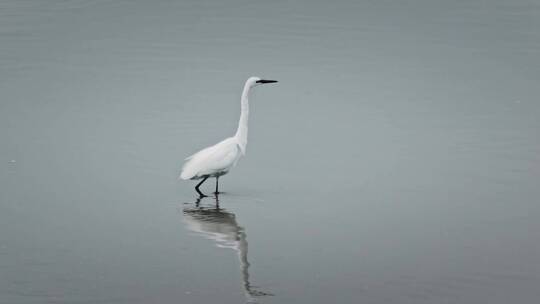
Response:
1,0,539,303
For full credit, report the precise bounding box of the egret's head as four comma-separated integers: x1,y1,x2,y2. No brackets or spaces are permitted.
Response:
247,76,278,88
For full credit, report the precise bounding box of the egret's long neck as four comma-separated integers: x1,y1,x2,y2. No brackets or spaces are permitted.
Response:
234,82,251,154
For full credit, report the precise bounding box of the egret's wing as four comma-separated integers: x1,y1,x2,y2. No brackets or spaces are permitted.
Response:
180,146,218,180
180,138,240,180
193,140,239,174
187,143,238,177
184,145,213,161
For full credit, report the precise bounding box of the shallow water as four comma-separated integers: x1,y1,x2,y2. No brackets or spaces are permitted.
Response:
1,1,539,303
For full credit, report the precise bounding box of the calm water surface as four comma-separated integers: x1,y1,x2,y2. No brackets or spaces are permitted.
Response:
1,1,539,303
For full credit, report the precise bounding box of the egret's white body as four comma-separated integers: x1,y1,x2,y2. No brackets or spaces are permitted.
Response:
180,76,277,195
180,137,242,180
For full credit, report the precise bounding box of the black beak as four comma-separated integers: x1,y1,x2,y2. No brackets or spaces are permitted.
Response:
256,79,278,84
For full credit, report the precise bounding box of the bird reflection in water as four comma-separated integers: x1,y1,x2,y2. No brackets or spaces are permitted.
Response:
182,195,272,303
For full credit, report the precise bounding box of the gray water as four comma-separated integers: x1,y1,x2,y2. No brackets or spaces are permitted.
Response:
1,1,539,303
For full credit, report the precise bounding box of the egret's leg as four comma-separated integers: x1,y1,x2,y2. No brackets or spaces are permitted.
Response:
195,176,208,197
214,177,219,194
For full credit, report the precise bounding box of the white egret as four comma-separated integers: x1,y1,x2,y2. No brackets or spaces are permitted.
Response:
180,76,277,196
